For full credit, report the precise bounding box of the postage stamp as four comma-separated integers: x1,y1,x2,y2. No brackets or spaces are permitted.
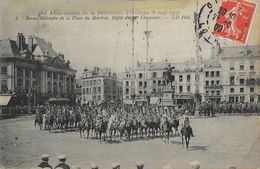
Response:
212,0,257,44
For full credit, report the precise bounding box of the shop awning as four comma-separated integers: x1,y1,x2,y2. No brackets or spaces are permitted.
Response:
0,95,12,106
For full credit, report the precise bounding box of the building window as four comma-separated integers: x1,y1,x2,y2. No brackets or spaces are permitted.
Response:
240,79,244,85
179,75,183,82
158,80,161,86
86,88,89,95
187,86,190,92
139,81,142,87
187,75,191,82
206,90,209,96
139,73,143,79
250,65,254,70
125,88,129,95
153,80,156,85
83,88,86,95
139,91,143,95
206,81,209,86
240,96,245,103
230,88,234,93
1,67,7,74
126,81,129,87
179,86,183,93
1,80,8,92
216,80,220,85
53,72,57,79
240,64,244,70
230,76,235,85
240,88,244,93
250,87,254,93
216,90,220,95
98,87,101,93
144,81,147,88
211,71,214,77
205,71,209,77
153,88,156,92
250,96,254,103
211,91,215,95
216,71,220,77
229,97,235,103
211,80,214,86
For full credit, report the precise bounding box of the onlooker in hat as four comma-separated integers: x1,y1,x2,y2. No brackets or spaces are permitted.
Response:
54,154,70,169
190,160,200,169
38,154,52,169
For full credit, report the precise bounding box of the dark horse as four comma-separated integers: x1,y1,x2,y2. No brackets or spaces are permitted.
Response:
181,125,194,150
95,119,108,143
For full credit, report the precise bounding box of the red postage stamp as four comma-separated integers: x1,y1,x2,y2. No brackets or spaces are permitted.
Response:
212,0,257,44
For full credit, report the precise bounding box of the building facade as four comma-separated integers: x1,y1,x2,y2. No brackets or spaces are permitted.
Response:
221,45,260,103
0,33,76,104
122,44,260,105
81,67,121,104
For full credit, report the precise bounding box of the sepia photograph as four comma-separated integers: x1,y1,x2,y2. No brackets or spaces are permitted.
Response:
0,0,260,169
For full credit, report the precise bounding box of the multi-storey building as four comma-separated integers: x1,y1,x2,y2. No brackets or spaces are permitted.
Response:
202,43,223,103
81,67,120,104
122,44,260,105
122,60,204,105
122,68,137,104
221,45,260,103
0,33,76,105
75,79,82,105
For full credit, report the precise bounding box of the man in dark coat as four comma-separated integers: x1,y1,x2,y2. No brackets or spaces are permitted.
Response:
38,154,52,169
54,155,70,169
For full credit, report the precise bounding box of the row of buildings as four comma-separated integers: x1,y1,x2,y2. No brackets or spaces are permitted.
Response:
1,33,259,106
121,43,260,105
0,33,76,105
78,43,260,106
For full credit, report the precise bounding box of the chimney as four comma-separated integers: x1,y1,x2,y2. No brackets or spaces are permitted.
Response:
28,35,33,53
16,33,21,50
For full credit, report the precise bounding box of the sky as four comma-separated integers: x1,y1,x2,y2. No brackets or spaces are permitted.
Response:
0,0,260,77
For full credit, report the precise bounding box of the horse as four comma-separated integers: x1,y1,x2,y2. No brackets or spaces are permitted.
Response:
106,115,118,141
181,125,194,150
95,119,108,143
160,117,172,143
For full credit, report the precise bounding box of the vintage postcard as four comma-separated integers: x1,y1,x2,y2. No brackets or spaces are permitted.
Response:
0,0,260,169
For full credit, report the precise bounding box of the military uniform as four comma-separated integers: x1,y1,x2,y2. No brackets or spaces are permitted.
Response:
38,161,52,169
55,155,70,169
54,163,70,169
38,154,52,169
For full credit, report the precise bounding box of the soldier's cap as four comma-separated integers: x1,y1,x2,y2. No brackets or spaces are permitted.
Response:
41,154,50,161
136,161,144,166
112,162,120,168
162,165,173,169
190,160,200,167
57,154,67,161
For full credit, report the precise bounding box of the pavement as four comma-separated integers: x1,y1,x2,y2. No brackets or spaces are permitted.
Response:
0,115,260,169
